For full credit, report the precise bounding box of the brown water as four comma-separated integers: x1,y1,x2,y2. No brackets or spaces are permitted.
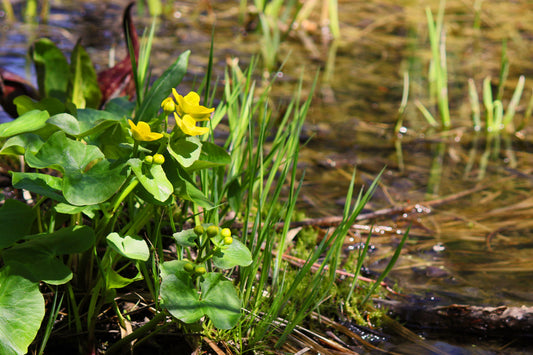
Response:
2,0,533,347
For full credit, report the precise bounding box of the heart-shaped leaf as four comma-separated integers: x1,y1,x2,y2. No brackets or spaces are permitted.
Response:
129,158,173,202
11,172,65,203
106,232,149,261
160,262,242,329
0,267,44,355
213,238,253,269
185,141,231,172
0,133,44,156
168,135,201,168
173,228,198,247
200,273,241,329
160,261,203,324
24,131,128,205
63,159,128,206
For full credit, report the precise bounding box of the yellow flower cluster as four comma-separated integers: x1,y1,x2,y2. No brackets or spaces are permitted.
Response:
162,89,214,136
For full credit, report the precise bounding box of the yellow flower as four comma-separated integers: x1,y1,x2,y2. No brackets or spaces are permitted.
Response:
161,97,176,113
128,119,163,142
172,89,214,121
174,113,210,136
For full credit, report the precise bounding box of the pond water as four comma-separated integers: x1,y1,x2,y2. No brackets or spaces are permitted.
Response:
2,0,533,351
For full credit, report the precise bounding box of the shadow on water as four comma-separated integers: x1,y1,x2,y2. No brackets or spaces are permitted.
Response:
2,0,533,352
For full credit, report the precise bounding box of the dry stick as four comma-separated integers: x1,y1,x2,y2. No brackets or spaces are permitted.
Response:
203,337,227,355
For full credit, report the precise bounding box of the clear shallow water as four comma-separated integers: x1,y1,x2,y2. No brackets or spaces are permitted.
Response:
2,0,533,341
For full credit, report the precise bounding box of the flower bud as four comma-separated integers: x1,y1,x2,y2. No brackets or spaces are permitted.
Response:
144,155,154,165
153,153,165,165
223,236,233,245
193,225,204,236
194,265,206,275
221,228,231,239
206,225,219,238
161,97,176,113
183,262,195,273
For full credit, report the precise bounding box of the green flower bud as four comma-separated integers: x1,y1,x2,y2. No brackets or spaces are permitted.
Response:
195,265,206,274
193,225,204,236
183,262,195,273
221,228,231,239
223,236,233,245
206,225,219,238
153,153,165,165
161,97,176,113
144,155,154,165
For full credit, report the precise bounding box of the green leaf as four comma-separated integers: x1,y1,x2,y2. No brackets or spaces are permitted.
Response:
54,203,99,218
0,199,36,248
68,41,102,109
46,113,80,135
104,97,135,117
168,135,201,168
161,272,204,323
101,252,143,289
106,232,149,261
129,158,173,202
0,110,50,139
166,159,213,208
213,238,253,269
186,141,231,172
0,267,44,355
32,38,69,101
14,96,75,117
63,159,128,206
200,273,241,329
76,108,124,136
24,131,103,172
11,172,65,203
24,131,128,205
2,226,95,284
160,262,241,329
0,133,44,156
135,50,190,122
173,229,198,247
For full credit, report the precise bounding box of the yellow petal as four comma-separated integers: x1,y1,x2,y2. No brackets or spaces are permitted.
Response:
175,113,209,136
173,90,214,119
128,119,163,142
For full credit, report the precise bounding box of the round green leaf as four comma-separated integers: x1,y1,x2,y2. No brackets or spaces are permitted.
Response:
160,261,203,324
172,229,198,247
129,158,173,202
168,136,201,168
213,238,253,269
106,233,150,261
0,267,44,355
46,113,80,135
200,273,241,329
